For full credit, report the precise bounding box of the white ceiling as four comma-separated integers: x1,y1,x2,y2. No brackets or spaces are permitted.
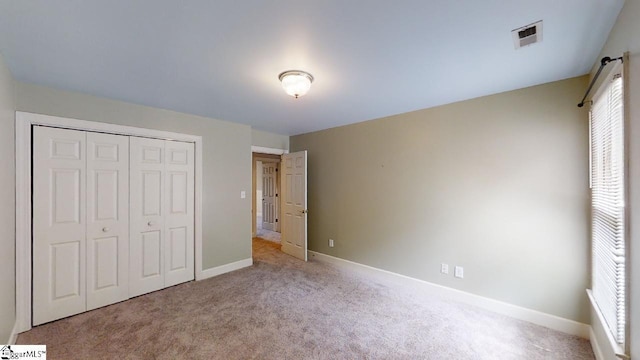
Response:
0,1,624,135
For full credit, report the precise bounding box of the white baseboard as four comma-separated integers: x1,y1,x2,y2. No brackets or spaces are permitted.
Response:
197,258,253,281
308,250,590,339
7,320,18,344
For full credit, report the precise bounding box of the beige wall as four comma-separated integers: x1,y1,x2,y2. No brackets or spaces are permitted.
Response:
252,129,289,150
291,76,590,323
0,54,16,342
15,82,253,269
595,0,640,356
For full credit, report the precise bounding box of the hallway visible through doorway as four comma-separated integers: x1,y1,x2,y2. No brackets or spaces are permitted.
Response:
253,154,281,243
256,215,281,242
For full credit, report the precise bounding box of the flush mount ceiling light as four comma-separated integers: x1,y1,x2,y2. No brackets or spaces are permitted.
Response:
278,70,314,98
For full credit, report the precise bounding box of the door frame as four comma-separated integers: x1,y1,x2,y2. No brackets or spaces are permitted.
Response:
15,111,203,333
251,146,287,238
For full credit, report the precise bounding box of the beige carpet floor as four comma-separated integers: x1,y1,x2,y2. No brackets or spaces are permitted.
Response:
18,238,594,359
256,228,281,243
256,215,281,242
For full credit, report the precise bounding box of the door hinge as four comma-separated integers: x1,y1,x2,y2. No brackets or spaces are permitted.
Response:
275,219,278,222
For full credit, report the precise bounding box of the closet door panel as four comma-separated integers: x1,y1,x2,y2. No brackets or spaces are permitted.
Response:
33,126,87,325
86,132,129,310
130,137,166,297
164,141,195,287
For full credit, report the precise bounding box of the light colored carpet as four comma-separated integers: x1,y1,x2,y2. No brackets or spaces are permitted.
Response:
18,238,594,359
256,228,281,242
256,215,281,242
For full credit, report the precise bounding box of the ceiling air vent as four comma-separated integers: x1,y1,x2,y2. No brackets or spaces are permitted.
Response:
512,20,543,49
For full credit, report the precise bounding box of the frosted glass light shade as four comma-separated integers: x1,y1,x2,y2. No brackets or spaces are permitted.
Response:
278,70,314,98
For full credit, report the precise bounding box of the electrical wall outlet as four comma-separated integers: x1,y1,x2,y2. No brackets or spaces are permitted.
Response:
240,191,246,199
441,263,449,274
454,266,464,279
329,239,334,247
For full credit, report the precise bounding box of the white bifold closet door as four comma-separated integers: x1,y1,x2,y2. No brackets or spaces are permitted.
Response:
129,138,194,297
33,127,130,325
86,132,130,311
163,140,195,287
33,126,194,326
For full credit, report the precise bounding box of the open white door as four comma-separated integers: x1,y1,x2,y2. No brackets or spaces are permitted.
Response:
281,151,307,261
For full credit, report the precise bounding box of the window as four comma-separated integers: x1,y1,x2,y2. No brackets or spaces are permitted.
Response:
590,67,625,345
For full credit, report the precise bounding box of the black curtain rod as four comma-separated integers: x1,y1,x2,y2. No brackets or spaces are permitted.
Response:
577,56,624,107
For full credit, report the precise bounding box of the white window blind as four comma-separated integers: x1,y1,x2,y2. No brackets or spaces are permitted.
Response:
590,71,625,344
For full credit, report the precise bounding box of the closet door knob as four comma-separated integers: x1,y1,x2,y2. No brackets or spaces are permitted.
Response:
148,221,154,226
102,227,109,232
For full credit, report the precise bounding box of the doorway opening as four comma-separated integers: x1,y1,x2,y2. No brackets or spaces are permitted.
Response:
253,153,281,243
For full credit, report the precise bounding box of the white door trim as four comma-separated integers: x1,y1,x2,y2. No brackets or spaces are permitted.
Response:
15,111,204,333
251,145,288,155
